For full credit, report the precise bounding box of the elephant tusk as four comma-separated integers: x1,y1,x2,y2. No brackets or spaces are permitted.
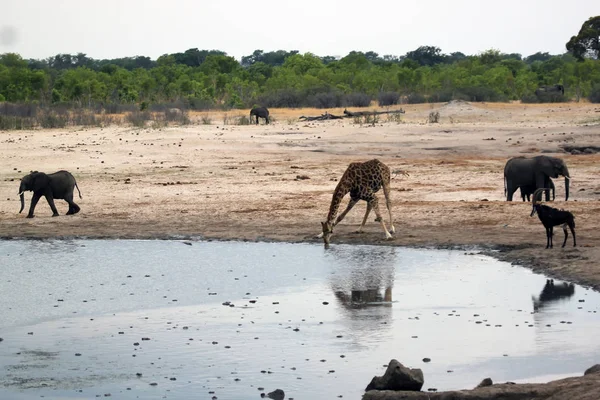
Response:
18,191,24,196
564,176,570,180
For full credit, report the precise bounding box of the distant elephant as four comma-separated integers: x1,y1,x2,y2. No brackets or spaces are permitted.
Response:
249,107,270,124
535,84,565,96
504,156,570,201
18,170,82,218
519,178,556,202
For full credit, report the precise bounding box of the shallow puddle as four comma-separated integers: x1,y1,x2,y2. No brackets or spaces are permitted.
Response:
0,240,598,399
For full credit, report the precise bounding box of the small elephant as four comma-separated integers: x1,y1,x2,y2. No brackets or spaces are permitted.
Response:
18,170,82,218
249,107,270,124
519,178,556,202
504,155,570,201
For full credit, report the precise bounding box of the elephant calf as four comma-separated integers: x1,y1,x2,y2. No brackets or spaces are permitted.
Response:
250,107,270,124
18,170,82,218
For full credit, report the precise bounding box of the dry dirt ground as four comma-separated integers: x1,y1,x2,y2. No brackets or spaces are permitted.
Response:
1,101,600,398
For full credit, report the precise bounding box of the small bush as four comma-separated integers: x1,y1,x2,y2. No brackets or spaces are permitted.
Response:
428,111,440,123
38,109,69,129
364,114,379,125
96,114,117,127
72,109,98,126
0,102,37,118
387,113,403,124
460,86,505,102
164,108,190,125
520,95,540,104
104,103,137,114
126,110,152,127
188,96,214,110
590,85,600,103
0,116,35,130
259,89,303,108
429,90,456,103
201,115,212,125
344,93,371,107
405,93,427,104
378,92,400,106
236,115,251,125
309,92,343,108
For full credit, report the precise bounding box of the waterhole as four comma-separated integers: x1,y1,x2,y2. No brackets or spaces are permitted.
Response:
0,240,598,399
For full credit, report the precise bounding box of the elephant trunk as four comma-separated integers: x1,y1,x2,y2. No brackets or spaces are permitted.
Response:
563,164,570,201
19,192,25,213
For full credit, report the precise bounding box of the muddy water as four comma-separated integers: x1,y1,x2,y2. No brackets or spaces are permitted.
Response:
0,240,599,399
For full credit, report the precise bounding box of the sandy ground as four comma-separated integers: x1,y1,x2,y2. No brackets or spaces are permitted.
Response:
2,101,600,290
2,101,600,399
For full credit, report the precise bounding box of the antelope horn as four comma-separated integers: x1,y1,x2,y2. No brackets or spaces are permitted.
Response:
532,188,547,205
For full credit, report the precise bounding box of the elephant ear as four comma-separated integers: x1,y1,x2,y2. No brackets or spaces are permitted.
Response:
32,173,50,193
539,158,560,178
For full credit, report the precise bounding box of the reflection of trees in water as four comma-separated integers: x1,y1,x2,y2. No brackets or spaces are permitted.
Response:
327,245,396,311
533,279,575,313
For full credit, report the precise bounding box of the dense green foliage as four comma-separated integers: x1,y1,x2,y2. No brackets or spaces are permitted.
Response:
2,15,600,111
566,16,600,61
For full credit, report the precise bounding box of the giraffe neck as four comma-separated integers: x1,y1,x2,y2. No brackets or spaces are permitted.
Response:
326,184,348,224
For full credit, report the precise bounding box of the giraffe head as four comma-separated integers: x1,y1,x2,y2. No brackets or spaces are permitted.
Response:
321,221,333,246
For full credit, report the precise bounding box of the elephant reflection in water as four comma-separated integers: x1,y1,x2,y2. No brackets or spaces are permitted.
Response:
328,245,396,310
334,286,393,308
532,279,575,312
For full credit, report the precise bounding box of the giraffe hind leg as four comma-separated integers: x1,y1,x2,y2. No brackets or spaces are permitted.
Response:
370,196,392,240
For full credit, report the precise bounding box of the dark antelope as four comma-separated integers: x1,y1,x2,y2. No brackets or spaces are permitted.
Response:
530,188,576,248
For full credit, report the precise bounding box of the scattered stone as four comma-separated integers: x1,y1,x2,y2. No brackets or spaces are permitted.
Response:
365,359,424,392
267,389,285,400
422,358,431,363
585,364,600,375
476,377,493,388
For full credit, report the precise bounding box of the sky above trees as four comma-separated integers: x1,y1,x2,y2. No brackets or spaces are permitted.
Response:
1,0,599,60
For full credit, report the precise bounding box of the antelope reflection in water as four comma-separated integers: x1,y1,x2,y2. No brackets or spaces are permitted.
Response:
533,279,575,312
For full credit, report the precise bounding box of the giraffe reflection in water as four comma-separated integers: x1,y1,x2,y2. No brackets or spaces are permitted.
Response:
327,245,396,310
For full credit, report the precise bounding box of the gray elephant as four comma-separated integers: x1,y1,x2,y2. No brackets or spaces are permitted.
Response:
18,170,82,218
249,107,270,124
504,156,570,201
519,178,556,202
535,84,564,96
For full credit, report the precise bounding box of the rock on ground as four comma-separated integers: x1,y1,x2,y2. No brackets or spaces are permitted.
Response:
363,364,600,400
365,359,424,392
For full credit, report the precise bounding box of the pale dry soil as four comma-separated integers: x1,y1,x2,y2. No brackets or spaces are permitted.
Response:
1,101,600,399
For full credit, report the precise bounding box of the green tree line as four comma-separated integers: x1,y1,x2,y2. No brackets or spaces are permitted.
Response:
1,16,599,110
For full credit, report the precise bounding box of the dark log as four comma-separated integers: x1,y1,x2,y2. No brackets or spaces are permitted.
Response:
343,108,405,117
298,112,344,121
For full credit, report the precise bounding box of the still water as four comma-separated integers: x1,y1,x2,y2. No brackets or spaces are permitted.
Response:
0,240,598,399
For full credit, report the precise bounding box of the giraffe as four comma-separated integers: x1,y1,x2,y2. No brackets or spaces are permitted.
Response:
319,159,403,246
